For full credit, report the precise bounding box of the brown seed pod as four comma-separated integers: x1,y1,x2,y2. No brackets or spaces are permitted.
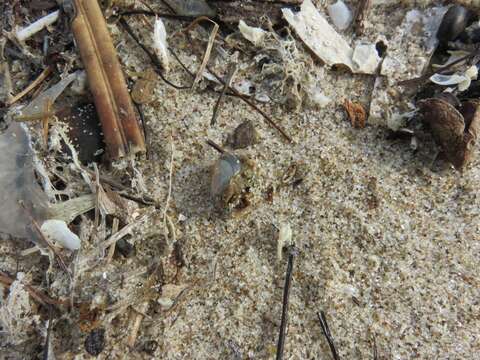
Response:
419,97,479,169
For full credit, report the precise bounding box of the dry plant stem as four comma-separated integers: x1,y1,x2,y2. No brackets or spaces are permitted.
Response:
352,0,371,35
107,217,120,263
181,16,220,87
7,66,52,105
211,63,237,126
206,66,292,142
0,271,67,307
72,0,145,159
102,214,148,250
128,302,149,347
317,311,340,360
276,246,297,360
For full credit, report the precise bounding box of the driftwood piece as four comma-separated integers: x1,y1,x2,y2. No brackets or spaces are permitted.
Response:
71,0,145,159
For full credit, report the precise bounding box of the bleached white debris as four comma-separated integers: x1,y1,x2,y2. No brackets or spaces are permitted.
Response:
429,73,469,86
16,10,60,42
352,44,381,74
153,18,170,72
306,86,331,108
238,20,266,46
327,1,352,30
41,219,81,250
282,0,354,71
429,65,478,92
277,223,292,261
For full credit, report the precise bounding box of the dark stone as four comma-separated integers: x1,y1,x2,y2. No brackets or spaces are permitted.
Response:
84,328,106,356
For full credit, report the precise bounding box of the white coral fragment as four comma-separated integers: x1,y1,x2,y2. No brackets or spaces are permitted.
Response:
327,0,352,30
238,20,266,46
153,18,170,72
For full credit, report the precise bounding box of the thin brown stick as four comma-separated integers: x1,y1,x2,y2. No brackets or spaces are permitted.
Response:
205,139,225,153
211,63,237,125
352,0,372,35
207,66,292,142
6,66,52,105
106,217,120,263
398,52,476,86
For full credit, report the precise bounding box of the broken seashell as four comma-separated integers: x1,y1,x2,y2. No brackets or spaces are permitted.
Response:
238,20,266,46
327,0,352,31
419,97,480,169
352,44,381,74
282,0,354,71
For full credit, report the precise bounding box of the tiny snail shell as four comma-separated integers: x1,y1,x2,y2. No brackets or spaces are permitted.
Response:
211,153,242,198
437,5,470,44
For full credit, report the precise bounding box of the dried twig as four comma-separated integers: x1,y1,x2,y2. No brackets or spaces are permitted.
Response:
206,66,292,142
317,311,340,360
352,0,372,35
181,17,220,87
211,63,237,126
276,246,297,360
398,52,477,86
7,66,52,105
127,302,149,347
205,139,225,153
106,217,120,263
118,17,190,90
72,0,145,158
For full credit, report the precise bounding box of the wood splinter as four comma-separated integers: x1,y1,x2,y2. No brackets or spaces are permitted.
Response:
71,0,145,159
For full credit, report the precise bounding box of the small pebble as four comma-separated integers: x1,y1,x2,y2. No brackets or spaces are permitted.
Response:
227,120,258,149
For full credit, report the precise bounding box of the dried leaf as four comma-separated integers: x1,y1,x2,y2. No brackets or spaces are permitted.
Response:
343,100,366,128
420,98,479,169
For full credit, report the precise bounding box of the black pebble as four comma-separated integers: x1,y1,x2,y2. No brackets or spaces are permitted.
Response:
84,328,106,356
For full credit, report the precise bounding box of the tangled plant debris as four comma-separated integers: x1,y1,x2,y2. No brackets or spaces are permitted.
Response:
1,1,480,359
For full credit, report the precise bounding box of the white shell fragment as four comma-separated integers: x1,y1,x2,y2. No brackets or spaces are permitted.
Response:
352,44,381,74
40,219,81,251
238,20,266,46
282,0,378,75
429,73,469,86
282,0,354,71
429,65,477,92
153,18,170,72
327,1,352,31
